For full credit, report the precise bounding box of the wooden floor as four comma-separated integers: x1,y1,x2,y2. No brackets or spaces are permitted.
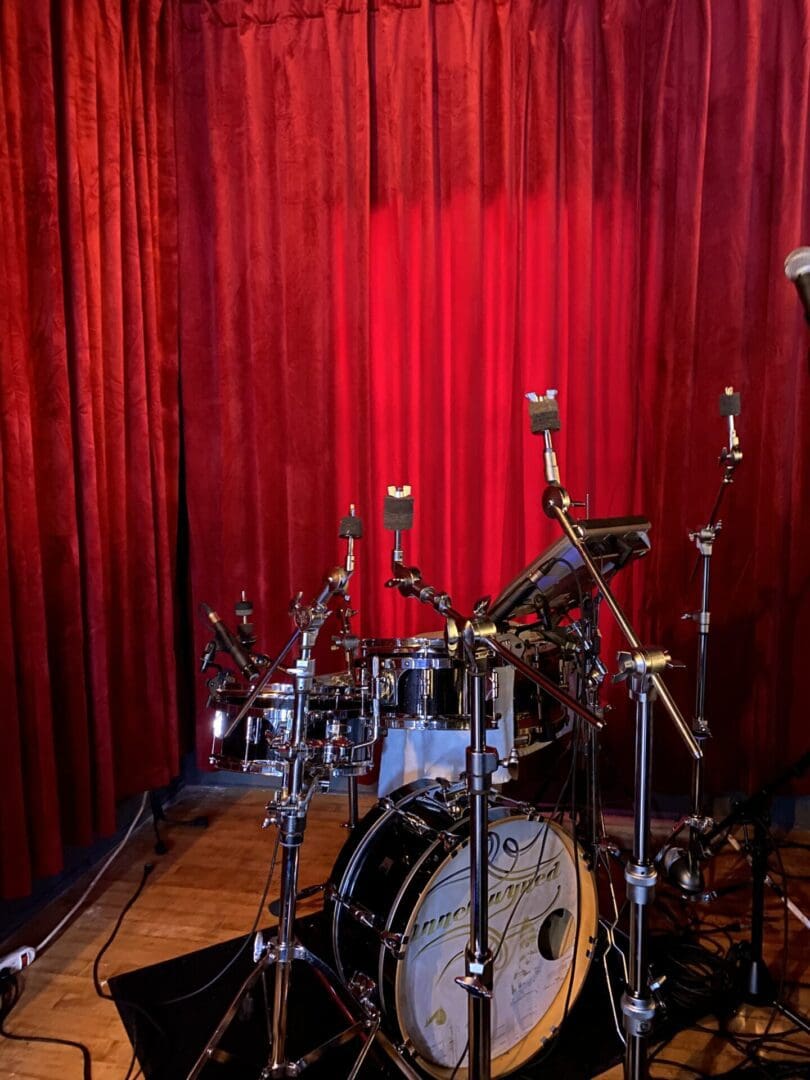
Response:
0,784,808,1079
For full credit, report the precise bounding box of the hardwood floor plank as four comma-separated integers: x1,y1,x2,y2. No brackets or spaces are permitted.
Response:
1,784,808,1079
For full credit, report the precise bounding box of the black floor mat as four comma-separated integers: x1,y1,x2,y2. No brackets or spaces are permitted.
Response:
109,912,626,1078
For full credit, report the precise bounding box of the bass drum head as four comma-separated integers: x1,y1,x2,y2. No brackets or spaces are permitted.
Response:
394,817,597,1078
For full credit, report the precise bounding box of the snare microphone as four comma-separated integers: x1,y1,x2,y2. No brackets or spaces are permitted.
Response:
200,603,258,680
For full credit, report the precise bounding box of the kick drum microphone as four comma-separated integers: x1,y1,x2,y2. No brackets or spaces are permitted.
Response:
785,247,810,324
200,602,259,680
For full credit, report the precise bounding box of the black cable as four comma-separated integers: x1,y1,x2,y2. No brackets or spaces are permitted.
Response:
0,974,93,1080
89,859,171,1080
651,1060,710,1078
93,862,154,1000
161,828,280,1005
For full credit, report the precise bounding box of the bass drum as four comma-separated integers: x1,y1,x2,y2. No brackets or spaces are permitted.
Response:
327,781,597,1078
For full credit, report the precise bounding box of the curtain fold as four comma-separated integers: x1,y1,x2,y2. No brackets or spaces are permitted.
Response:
0,0,180,899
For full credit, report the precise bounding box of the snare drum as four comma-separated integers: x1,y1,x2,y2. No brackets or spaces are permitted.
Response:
208,674,373,776
357,637,497,730
327,781,597,1077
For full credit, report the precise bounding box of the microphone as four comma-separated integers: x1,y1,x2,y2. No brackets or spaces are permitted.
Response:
655,843,704,896
784,247,810,324
200,603,258,680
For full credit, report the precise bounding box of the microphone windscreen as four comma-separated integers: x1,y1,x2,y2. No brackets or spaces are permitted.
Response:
784,247,810,281
383,494,414,531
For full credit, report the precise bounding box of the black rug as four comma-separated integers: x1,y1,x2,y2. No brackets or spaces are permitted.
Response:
109,912,626,1079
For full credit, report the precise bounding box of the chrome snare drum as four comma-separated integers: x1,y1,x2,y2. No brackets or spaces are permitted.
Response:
208,673,374,776
357,637,498,730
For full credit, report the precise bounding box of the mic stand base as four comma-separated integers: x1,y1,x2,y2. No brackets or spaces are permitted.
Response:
725,808,810,1038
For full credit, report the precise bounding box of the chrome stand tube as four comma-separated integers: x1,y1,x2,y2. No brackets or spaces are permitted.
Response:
461,666,496,1080
267,631,315,1074
618,654,664,1080
343,775,359,829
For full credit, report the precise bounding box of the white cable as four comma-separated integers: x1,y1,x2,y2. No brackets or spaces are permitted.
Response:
33,791,150,956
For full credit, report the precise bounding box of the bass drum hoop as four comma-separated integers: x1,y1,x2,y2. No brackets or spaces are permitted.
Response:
329,782,598,1078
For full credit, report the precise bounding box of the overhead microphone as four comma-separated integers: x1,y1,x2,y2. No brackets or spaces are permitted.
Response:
784,247,810,324
200,602,258,680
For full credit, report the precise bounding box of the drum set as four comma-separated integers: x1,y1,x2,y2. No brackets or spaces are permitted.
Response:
188,392,738,1080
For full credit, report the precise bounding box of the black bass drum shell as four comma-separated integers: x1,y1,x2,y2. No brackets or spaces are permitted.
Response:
326,781,597,1078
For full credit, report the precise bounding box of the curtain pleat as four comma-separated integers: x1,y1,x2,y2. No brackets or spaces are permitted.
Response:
0,0,180,899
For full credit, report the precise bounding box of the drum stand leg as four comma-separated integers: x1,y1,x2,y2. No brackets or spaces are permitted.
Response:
455,665,498,1080
343,775,359,830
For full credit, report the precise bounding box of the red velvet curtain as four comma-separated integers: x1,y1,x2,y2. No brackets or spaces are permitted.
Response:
177,0,810,802
3,0,810,899
0,0,180,898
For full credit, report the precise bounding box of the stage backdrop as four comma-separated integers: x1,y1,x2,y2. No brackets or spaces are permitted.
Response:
2,0,809,898
176,0,810,805
0,0,180,898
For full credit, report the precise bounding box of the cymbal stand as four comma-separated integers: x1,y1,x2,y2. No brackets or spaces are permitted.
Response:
526,392,702,1080
383,486,603,1080
191,512,380,1080
331,603,363,829
657,389,743,895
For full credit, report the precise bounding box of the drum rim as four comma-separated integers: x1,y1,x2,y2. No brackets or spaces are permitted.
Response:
328,780,450,986
359,636,449,654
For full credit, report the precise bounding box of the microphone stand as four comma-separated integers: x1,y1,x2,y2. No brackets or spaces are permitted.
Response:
383,487,602,1080
526,393,701,1080
699,751,810,1034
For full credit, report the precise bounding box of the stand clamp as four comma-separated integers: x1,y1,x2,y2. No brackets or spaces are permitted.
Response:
620,992,656,1038
624,862,657,906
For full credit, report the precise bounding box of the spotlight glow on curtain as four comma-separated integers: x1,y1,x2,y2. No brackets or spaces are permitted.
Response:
177,0,810,804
